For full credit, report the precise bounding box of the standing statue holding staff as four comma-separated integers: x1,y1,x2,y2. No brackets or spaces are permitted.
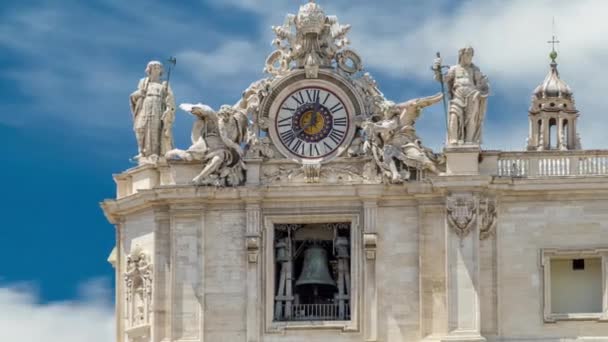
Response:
129,60,176,164
433,46,489,145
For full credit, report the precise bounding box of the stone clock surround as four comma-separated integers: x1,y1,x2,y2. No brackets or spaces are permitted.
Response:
263,70,364,164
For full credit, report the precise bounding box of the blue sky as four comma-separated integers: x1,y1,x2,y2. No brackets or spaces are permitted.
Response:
1,0,607,340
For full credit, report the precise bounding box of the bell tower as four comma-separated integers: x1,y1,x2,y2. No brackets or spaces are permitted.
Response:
527,41,581,151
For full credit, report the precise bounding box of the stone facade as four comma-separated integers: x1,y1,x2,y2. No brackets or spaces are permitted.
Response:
103,161,608,342
102,2,608,341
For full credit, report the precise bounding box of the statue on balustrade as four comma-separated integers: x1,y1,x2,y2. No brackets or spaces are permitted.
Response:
166,104,248,186
434,46,489,146
362,93,444,183
129,61,175,164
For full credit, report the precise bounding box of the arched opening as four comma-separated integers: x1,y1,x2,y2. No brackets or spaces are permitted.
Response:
549,118,557,149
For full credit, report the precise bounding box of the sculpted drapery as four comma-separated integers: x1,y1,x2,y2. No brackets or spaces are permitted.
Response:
129,61,175,163
435,47,489,145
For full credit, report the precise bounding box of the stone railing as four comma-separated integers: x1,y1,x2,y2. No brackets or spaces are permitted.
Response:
288,303,350,321
495,150,608,177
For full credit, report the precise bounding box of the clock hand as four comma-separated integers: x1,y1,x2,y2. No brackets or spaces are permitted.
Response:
311,97,320,128
294,119,315,137
293,99,321,137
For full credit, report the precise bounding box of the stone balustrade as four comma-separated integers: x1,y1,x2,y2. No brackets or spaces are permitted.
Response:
496,150,608,177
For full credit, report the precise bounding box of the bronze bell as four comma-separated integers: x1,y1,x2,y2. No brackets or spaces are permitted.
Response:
295,245,337,288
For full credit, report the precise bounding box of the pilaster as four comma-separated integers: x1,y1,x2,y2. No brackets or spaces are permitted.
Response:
443,193,485,342
245,201,262,342
169,204,206,342
153,208,170,342
363,200,378,341
116,219,125,342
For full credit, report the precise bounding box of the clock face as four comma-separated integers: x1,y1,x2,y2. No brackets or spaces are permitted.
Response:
274,86,350,159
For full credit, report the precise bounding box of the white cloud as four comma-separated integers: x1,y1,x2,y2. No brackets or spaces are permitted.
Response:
0,279,114,342
200,0,608,150
4,0,607,150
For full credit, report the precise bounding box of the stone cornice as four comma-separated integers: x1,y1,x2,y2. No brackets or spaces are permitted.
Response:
101,175,608,220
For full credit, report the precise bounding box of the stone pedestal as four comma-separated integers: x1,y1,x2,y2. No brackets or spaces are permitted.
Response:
445,146,481,176
114,165,161,199
245,158,263,185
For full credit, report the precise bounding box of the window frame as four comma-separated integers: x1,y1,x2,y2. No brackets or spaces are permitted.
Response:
541,248,608,323
263,212,361,333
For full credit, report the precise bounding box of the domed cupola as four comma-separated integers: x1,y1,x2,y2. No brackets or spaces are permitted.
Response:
527,48,581,151
533,52,573,100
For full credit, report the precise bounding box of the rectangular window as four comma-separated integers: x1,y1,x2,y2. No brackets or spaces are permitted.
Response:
262,213,361,333
550,258,601,314
273,223,351,322
542,249,608,322
572,259,585,270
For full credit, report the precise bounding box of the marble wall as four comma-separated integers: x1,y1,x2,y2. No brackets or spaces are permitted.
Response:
111,190,608,342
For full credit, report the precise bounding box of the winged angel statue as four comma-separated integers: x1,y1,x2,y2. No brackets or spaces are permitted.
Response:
362,93,444,183
166,104,248,186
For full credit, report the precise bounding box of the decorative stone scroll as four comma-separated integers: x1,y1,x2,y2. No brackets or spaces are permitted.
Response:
446,194,477,239
265,1,362,78
124,245,153,332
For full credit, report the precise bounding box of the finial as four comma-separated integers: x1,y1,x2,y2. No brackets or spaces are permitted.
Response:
547,17,560,64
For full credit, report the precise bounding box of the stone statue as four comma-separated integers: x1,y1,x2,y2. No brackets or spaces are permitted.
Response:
129,61,175,164
124,245,153,328
166,104,248,186
434,47,489,145
362,93,444,183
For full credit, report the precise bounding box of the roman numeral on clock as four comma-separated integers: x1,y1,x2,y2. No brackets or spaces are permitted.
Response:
322,93,331,105
328,129,345,145
291,91,305,106
292,139,303,153
329,103,344,114
306,89,320,103
309,143,320,157
333,117,347,127
280,130,295,146
277,117,292,128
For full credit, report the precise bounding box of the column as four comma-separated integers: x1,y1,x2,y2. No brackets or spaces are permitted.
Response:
363,201,378,341
557,117,564,150
444,193,485,342
601,252,608,321
527,118,534,149
246,202,262,342
542,118,549,150
570,118,578,149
